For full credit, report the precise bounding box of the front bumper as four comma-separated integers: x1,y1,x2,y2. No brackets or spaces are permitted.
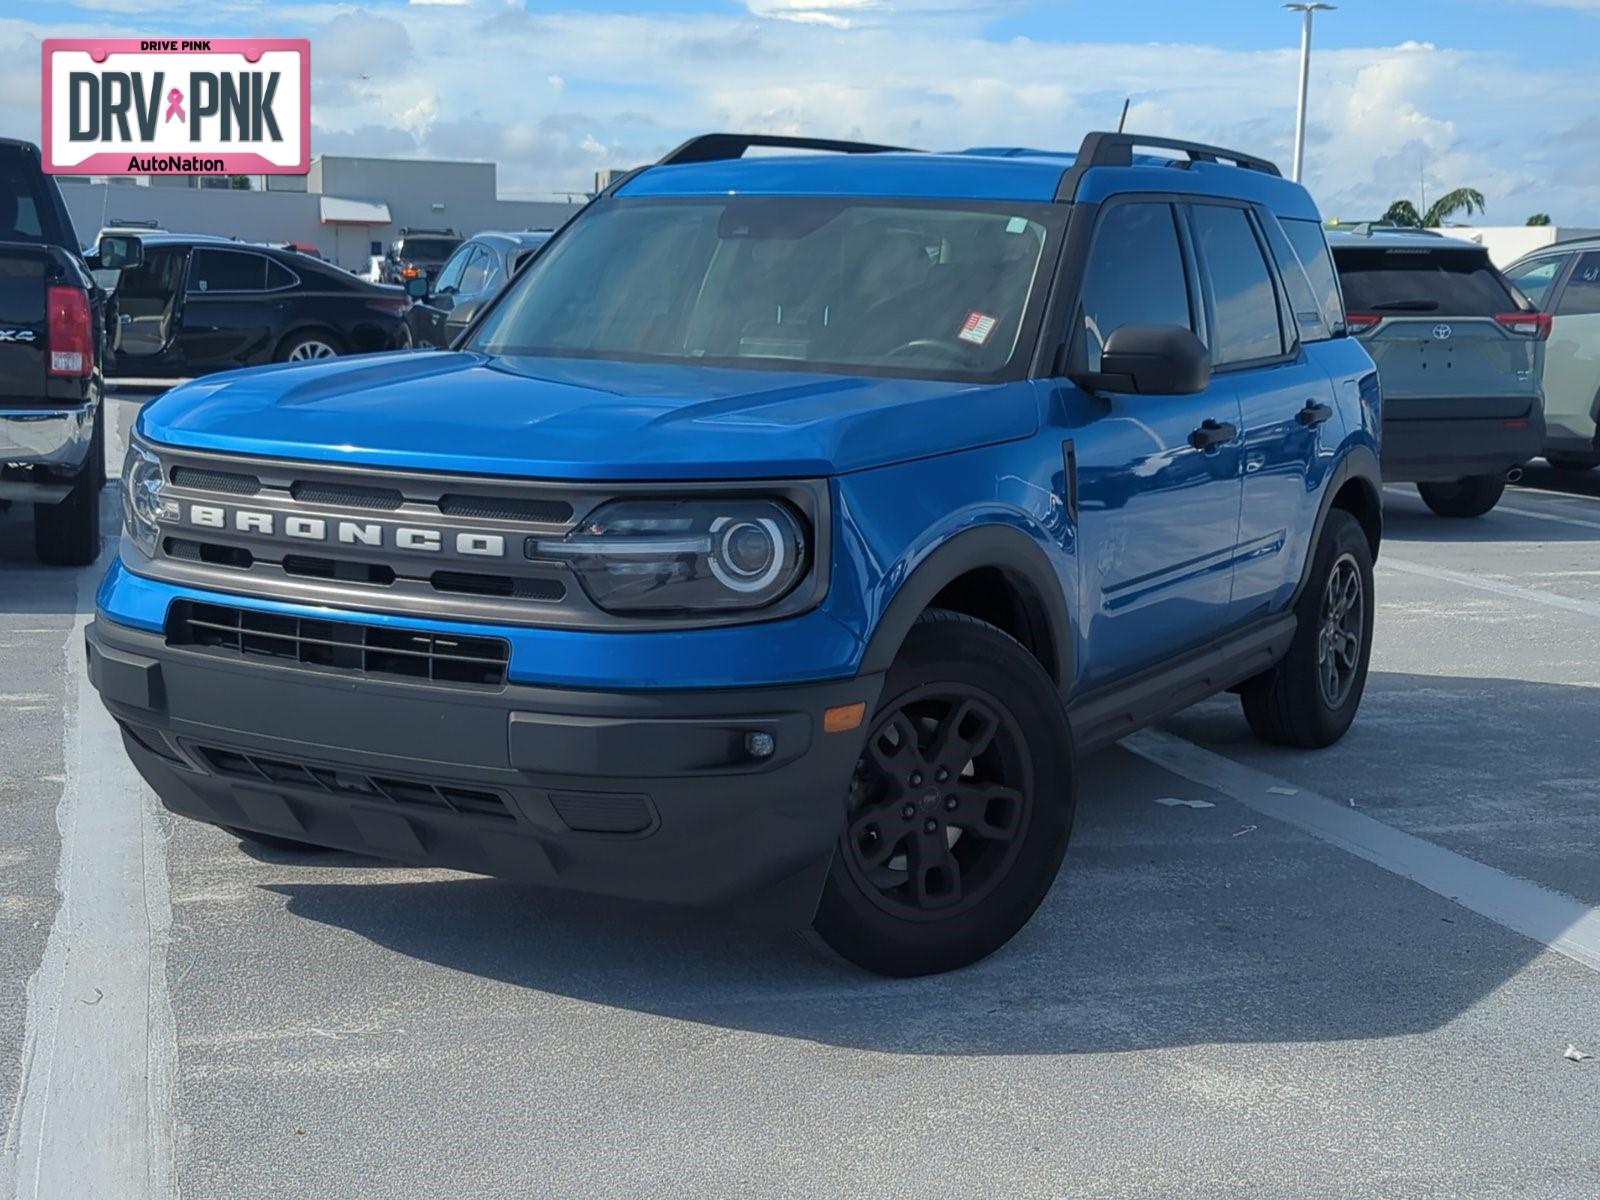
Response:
87,615,882,919
0,404,95,469
1381,409,1545,483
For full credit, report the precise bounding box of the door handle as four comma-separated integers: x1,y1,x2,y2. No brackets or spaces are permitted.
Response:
1298,401,1334,427
1189,418,1237,450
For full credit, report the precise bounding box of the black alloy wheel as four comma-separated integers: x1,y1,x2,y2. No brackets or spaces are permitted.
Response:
812,610,1074,977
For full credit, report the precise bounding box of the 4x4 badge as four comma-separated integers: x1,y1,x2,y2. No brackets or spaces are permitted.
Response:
1432,324,1453,341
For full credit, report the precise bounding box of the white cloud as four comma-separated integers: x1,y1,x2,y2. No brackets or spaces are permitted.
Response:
2,2,1597,222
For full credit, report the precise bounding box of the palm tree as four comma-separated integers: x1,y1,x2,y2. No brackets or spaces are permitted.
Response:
1382,200,1423,228
1423,188,1486,227
1381,188,1487,229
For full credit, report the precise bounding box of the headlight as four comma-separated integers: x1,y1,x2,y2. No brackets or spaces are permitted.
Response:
530,499,808,613
120,443,171,558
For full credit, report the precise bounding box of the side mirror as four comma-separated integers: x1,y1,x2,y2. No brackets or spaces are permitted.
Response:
404,276,429,299
1073,324,1211,396
97,235,145,272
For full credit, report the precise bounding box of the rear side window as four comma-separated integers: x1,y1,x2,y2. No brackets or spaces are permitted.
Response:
0,153,69,246
1555,252,1600,317
1282,218,1345,334
188,249,270,293
265,259,297,290
1076,201,1192,371
1334,247,1517,317
1258,212,1330,342
1505,255,1568,309
1189,204,1284,365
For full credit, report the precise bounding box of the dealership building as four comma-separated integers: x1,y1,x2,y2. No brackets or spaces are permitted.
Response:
56,156,584,272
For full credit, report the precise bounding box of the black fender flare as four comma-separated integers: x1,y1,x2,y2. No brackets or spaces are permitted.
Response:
858,524,1073,686
1291,444,1382,606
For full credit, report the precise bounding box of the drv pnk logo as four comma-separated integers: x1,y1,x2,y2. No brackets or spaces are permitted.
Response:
42,39,309,176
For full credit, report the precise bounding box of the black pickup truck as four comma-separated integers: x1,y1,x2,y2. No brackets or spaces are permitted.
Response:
0,138,124,565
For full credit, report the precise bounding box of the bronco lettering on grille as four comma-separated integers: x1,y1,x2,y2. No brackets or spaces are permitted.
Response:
182,503,507,558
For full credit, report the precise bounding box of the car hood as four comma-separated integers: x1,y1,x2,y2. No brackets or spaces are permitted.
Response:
137,352,1039,480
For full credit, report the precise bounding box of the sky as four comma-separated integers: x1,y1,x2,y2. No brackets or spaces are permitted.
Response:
8,0,1600,223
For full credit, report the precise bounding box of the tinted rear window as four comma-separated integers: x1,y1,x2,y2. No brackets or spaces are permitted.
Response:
399,238,459,260
1333,246,1516,316
0,151,69,247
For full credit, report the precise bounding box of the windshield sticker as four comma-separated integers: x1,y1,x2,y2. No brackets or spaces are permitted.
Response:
1005,216,1029,234
958,312,998,345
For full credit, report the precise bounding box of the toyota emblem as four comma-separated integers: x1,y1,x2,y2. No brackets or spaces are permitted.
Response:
1432,324,1453,341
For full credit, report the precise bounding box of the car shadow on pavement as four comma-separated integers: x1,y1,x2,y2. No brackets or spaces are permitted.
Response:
1381,502,1600,546
261,671,1589,1056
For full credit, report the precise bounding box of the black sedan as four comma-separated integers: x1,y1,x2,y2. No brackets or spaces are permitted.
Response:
404,230,553,349
106,235,411,377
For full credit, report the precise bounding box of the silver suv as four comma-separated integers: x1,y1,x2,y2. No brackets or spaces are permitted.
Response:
1504,238,1600,472
1330,229,1547,517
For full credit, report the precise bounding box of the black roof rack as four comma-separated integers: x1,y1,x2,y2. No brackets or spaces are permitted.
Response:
1055,131,1282,201
657,132,915,166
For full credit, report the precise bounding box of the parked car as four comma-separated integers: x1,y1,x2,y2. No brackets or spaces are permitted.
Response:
0,137,112,565
1504,238,1600,471
379,228,461,286
404,230,553,348
1329,228,1547,517
105,235,411,377
88,131,1382,977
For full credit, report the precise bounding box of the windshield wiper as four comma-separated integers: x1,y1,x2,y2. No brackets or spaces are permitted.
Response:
1370,299,1440,312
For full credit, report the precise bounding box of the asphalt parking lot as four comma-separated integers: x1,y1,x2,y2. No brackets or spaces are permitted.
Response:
1,391,1597,1199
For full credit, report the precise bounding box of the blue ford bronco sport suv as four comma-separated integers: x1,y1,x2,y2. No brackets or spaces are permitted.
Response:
88,132,1382,977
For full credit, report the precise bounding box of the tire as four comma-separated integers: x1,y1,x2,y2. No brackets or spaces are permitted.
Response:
276,330,344,363
811,610,1075,977
1545,454,1598,472
1238,509,1374,749
223,825,334,854
1416,474,1505,518
33,414,103,567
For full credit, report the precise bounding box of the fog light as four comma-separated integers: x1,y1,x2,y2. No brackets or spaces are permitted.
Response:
745,731,775,759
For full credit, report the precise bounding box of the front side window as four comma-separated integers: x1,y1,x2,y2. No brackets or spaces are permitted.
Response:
1555,252,1600,317
432,244,475,293
1075,201,1192,372
1505,255,1568,309
459,246,494,294
1189,204,1285,366
187,249,268,293
470,197,1060,380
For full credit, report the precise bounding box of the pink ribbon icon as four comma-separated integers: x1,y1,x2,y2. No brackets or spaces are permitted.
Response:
164,88,185,123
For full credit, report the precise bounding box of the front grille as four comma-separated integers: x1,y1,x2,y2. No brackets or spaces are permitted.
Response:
171,466,261,495
167,600,510,687
289,480,404,510
194,744,515,821
164,538,254,569
430,570,565,600
438,493,572,524
283,555,397,586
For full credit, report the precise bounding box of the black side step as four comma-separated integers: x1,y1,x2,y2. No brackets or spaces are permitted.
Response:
1068,614,1296,754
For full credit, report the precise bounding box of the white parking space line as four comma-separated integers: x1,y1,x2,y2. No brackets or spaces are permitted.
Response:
1494,503,1600,533
1125,728,1600,975
2,612,177,1200
1379,556,1600,619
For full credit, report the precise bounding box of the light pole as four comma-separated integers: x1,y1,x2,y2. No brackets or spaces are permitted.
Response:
1284,2,1335,184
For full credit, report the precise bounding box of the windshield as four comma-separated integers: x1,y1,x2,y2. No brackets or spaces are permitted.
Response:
399,238,459,261
469,197,1060,380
